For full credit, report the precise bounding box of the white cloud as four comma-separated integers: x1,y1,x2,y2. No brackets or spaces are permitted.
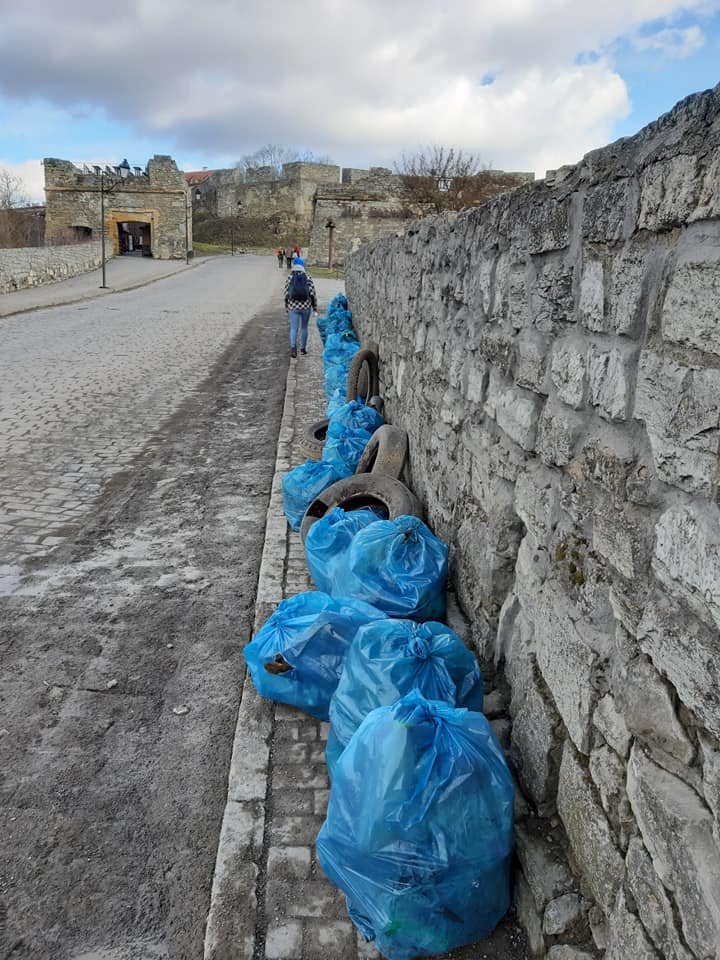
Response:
0,0,716,177
0,158,45,203
632,24,705,57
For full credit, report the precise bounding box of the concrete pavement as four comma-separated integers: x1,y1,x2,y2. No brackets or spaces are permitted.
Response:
0,254,205,319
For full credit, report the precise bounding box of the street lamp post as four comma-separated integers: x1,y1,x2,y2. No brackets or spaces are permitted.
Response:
184,188,190,264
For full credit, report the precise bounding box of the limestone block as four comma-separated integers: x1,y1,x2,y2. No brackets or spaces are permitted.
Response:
515,872,546,957
551,341,587,409
634,350,720,496
527,197,571,254
690,150,720,221
508,261,530,330
605,888,660,960
531,258,574,333
509,650,563,812
557,740,625,912
545,948,595,960
637,591,720,739
608,244,648,337
589,745,632,843
494,385,544,452
627,745,720,960
516,330,550,394
662,235,720,356
514,464,561,540
593,694,632,758
638,155,701,230
591,497,650,580
543,893,588,939
615,654,694,763
537,401,584,467
625,837,694,960
653,501,720,631
587,343,636,421
578,257,604,330
515,821,576,911
700,732,720,836
583,177,636,242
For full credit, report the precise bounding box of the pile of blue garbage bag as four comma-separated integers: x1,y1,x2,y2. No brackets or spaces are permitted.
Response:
252,289,515,959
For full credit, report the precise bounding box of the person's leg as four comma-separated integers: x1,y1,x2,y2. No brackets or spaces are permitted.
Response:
288,310,300,354
299,308,311,353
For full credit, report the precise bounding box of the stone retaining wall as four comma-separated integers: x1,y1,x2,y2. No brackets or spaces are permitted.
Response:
0,241,105,293
346,83,720,959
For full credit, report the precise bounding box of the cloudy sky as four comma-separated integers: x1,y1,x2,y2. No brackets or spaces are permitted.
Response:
1,0,719,201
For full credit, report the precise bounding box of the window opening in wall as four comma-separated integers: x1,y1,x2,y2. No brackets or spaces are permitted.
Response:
118,221,152,256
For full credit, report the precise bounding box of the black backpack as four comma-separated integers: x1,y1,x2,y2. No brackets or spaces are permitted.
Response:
288,271,309,300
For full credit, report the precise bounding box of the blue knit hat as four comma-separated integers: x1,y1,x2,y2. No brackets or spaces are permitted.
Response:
291,256,305,270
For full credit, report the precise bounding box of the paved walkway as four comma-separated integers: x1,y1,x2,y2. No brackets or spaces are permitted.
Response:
0,254,205,318
204,281,528,960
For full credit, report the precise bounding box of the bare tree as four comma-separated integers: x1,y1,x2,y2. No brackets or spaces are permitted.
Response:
237,144,332,176
395,146,523,213
0,168,31,209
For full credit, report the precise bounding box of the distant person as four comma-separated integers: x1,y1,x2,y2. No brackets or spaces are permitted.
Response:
292,244,301,258
276,246,284,268
284,257,317,359
285,249,293,269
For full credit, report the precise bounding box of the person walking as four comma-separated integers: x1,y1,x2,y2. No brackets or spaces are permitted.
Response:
285,249,293,269
284,257,317,358
276,246,285,268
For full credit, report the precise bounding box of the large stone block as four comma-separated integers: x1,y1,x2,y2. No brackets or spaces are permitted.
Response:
589,744,633,844
605,888,660,960
637,590,720,738
516,330,550,394
615,654,695,763
531,258,574,333
527,196,571,254
593,694,632,758
587,343,637,421
634,350,720,496
577,256,604,330
515,820,576,912
485,376,544,452
582,177,636,242
514,463,561,540
638,155,701,230
536,401,584,467
557,739,625,912
661,233,720,356
551,340,587,409
653,501,720,631
627,745,720,960
625,837,694,960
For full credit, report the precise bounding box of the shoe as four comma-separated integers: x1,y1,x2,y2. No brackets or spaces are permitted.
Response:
290,346,297,358
300,349,307,355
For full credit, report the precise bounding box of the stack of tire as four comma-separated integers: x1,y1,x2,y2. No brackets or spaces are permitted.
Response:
248,318,516,959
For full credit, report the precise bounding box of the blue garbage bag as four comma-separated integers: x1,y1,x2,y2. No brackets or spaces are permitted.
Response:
327,390,348,417
243,592,385,720
329,400,384,434
326,620,484,776
317,690,514,959
324,363,350,400
328,293,349,312
282,459,348,532
326,313,354,338
326,515,448,621
322,421,372,474
305,507,383,593
324,332,360,370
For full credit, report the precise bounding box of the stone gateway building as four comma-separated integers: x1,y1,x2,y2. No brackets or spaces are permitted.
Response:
44,156,191,260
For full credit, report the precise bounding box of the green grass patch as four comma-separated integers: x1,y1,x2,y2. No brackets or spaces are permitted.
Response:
309,264,345,279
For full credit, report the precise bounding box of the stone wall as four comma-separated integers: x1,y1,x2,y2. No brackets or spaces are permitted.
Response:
44,156,190,259
347,84,720,959
0,241,105,293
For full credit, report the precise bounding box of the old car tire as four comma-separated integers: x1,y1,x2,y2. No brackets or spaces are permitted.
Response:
300,473,421,543
346,349,380,404
300,418,329,461
355,425,408,479
368,395,385,416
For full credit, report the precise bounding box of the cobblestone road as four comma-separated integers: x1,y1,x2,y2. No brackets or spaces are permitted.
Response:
0,255,282,571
